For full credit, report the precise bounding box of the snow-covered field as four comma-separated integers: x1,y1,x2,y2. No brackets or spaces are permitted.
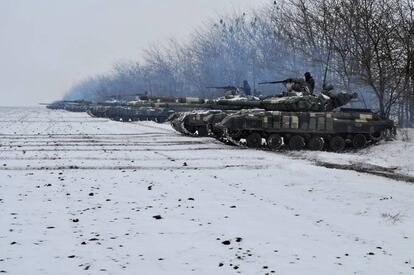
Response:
291,129,414,177
0,107,413,275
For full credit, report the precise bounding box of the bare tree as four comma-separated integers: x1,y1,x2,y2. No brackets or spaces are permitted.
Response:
64,0,414,127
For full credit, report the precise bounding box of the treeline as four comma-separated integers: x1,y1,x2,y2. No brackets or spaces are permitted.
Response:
65,0,414,127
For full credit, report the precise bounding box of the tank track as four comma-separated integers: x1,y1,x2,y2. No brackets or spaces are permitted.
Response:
220,128,396,152
169,112,198,137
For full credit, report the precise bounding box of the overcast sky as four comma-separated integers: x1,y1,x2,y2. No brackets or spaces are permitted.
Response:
0,0,268,106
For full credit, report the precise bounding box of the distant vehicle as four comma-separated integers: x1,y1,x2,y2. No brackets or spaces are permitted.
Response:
46,100,94,112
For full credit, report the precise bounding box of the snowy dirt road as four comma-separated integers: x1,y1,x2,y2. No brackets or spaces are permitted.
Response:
0,107,413,275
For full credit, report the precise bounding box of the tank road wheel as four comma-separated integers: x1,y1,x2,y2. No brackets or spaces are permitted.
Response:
228,130,242,141
211,127,224,139
246,132,262,148
307,136,325,151
186,126,197,136
197,127,208,137
289,135,305,151
329,136,345,152
267,134,283,150
353,134,367,149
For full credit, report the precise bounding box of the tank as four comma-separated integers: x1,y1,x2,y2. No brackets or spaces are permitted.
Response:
46,100,93,112
167,97,263,137
46,100,68,110
168,84,263,137
87,105,174,122
216,108,395,151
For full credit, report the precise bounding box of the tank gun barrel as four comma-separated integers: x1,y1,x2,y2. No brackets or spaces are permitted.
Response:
258,79,295,85
206,86,239,90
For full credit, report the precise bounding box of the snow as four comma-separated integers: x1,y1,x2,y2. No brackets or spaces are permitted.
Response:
0,107,413,275
289,129,414,177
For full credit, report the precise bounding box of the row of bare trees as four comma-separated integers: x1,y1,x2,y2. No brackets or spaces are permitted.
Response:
276,0,414,124
65,0,414,126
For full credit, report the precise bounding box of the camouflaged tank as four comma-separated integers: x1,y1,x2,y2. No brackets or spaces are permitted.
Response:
46,100,94,112
46,100,68,110
216,108,395,151
87,105,174,122
167,96,264,137
168,85,263,137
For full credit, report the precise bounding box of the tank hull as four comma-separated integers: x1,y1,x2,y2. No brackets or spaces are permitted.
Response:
218,109,395,151
169,110,234,137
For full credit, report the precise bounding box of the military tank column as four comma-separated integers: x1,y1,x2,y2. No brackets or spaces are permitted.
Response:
46,74,396,152
168,77,395,151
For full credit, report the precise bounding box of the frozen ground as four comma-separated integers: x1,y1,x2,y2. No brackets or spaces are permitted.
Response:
290,129,414,177
0,107,413,275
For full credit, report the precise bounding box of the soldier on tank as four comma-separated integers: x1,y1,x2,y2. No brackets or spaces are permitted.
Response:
243,80,252,96
304,72,315,94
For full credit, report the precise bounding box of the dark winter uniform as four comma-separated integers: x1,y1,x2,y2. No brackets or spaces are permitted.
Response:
304,72,315,94
243,80,251,96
